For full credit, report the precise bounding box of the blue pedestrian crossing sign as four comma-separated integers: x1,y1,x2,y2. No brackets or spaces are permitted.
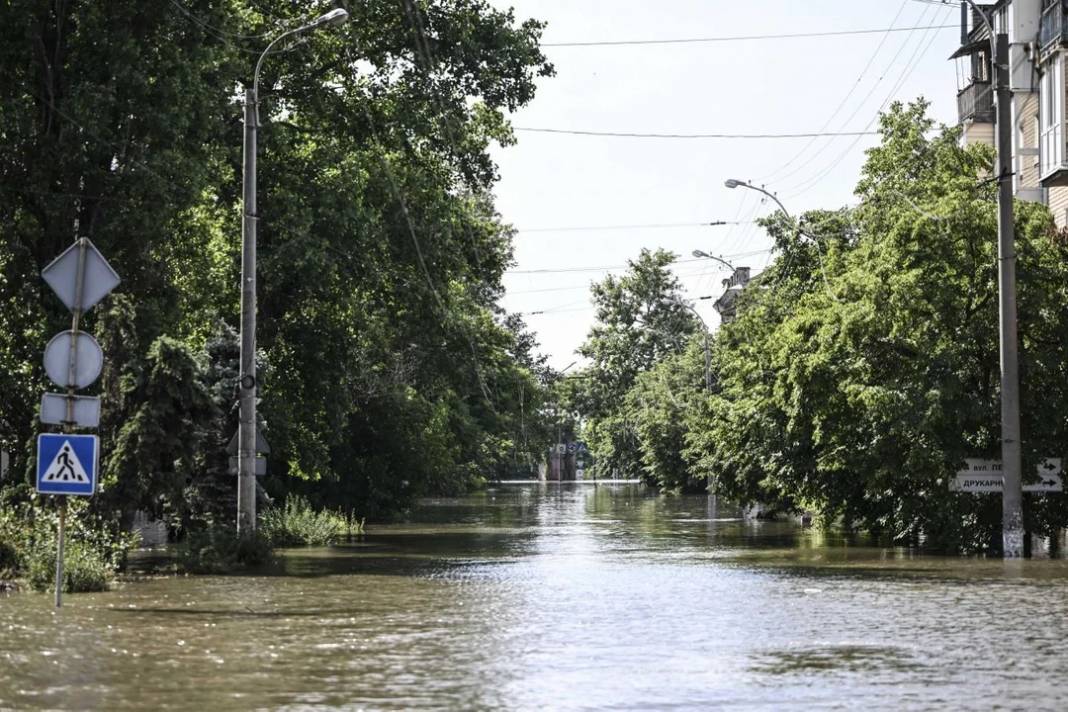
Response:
36,434,98,496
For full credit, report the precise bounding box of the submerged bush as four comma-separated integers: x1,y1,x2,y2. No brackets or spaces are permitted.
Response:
27,540,110,593
259,495,348,547
0,513,21,579
0,499,133,592
175,524,272,574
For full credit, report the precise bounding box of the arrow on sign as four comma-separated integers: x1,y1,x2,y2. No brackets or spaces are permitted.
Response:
952,458,1064,493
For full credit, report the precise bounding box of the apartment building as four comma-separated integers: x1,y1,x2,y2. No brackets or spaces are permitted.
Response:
953,0,1068,225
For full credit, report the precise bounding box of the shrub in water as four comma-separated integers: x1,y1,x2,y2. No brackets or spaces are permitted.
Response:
27,540,110,593
0,499,129,592
175,524,272,574
259,495,345,547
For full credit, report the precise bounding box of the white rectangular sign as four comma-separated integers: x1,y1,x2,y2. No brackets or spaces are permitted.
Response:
952,473,1004,493
951,458,1063,493
40,393,101,428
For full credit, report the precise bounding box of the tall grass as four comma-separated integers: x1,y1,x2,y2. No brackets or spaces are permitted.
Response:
259,495,361,547
0,500,134,593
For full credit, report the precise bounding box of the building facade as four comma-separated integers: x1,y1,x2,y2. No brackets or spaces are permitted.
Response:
713,266,751,325
955,0,1068,226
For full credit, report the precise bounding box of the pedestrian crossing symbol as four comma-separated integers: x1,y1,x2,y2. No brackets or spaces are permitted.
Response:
36,433,98,496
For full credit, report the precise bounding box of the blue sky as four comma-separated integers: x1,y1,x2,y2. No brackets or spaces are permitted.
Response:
489,0,961,369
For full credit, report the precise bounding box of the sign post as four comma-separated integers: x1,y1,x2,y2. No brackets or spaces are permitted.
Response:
39,238,119,606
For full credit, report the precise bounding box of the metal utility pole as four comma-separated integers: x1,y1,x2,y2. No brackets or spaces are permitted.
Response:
993,32,1024,557
237,8,349,537
955,2,1023,556
237,85,258,538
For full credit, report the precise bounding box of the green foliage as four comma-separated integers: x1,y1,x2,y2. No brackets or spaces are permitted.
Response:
574,249,698,478
688,101,1068,551
0,498,136,592
0,0,555,535
174,525,272,574
627,339,708,493
259,495,346,547
27,540,110,594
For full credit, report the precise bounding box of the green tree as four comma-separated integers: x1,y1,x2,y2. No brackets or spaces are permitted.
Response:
0,1,555,530
575,248,696,478
691,100,1068,551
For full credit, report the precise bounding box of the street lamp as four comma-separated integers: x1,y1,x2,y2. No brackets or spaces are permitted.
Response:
724,178,791,219
691,249,735,272
723,177,838,299
237,8,350,537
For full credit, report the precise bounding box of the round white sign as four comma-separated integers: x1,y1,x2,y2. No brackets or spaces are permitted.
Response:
43,331,103,390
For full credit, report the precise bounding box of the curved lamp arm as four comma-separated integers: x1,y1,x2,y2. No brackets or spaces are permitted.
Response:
724,179,791,220
253,8,350,100
691,249,736,272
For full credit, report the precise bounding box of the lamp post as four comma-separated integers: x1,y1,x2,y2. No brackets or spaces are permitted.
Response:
691,249,735,273
724,178,791,219
237,7,350,537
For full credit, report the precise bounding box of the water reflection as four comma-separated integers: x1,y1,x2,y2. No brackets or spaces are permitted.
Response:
2,483,1068,710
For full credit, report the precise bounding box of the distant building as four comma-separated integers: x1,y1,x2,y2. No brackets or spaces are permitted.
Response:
713,266,751,324
953,1,1068,225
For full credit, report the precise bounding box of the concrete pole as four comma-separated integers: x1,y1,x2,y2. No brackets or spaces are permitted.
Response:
237,87,258,537
994,33,1024,557
54,499,65,607
701,331,711,392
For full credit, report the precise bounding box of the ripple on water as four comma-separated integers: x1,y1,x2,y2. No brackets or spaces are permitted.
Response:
3,485,1068,710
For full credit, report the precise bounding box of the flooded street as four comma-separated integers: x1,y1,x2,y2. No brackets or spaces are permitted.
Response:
3,483,1068,710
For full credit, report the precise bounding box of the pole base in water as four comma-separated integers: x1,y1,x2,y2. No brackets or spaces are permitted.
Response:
1003,527,1025,558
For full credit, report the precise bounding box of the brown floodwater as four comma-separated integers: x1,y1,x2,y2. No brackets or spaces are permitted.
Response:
2,483,1068,710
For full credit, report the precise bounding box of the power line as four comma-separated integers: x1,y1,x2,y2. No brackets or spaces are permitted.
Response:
753,0,911,185
540,23,957,47
771,3,938,196
516,220,747,233
515,127,881,140
505,249,771,275
504,267,738,295
782,4,953,198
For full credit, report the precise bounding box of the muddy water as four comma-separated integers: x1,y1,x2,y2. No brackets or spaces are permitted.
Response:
3,484,1068,710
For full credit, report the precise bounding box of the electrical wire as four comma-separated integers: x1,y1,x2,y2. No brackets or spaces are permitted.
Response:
504,267,738,295
515,221,749,233
164,0,276,41
772,1,937,190
752,0,911,185
540,23,957,47
505,249,771,275
781,4,954,198
514,127,880,140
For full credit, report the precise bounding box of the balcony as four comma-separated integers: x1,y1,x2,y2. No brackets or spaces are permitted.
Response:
1041,2,1067,59
957,80,994,125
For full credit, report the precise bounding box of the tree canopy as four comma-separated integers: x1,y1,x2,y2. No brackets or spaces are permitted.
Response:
0,0,556,527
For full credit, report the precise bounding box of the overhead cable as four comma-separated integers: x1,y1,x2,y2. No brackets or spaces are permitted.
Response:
541,23,957,47
505,249,771,275
515,128,880,140
516,221,747,233
783,5,953,198
753,0,911,184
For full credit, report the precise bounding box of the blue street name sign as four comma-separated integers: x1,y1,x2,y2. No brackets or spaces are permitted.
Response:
36,433,98,496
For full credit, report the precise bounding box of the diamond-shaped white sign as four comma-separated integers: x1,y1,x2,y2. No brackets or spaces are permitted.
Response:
41,238,120,313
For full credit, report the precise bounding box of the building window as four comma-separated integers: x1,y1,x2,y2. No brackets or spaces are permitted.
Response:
1041,55,1065,176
